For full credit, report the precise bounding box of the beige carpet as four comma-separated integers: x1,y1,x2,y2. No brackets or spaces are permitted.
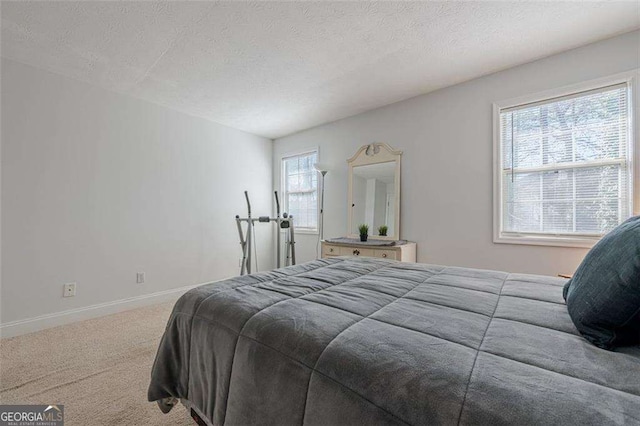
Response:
0,302,193,425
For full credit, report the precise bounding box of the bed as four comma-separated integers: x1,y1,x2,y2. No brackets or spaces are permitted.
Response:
148,257,640,425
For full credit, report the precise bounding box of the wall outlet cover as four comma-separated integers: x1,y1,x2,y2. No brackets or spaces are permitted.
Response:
63,283,76,297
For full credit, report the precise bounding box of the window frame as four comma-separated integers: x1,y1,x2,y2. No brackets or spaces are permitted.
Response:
280,148,320,235
493,71,637,248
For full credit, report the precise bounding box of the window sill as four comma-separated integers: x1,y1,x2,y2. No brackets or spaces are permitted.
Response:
494,233,600,249
283,228,319,236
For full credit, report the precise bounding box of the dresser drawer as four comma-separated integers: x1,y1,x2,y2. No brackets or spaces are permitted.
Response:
323,244,340,256
374,249,397,260
340,247,375,257
322,241,416,262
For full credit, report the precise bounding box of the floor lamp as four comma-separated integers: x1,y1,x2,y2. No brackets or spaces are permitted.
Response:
314,163,328,258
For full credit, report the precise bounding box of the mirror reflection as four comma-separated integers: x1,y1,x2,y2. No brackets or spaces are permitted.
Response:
351,162,396,236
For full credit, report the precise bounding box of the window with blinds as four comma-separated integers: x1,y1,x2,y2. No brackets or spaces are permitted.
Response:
282,150,318,232
496,81,633,245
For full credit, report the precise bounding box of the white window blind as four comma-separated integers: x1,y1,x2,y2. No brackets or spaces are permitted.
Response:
283,151,318,232
499,83,632,240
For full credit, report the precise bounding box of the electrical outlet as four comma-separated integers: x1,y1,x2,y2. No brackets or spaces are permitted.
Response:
136,272,145,284
63,283,76,297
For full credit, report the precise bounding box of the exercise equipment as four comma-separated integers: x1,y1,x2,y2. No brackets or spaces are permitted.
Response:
236,191,296,275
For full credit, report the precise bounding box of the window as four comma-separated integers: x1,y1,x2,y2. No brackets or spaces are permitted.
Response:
494,78,634,247
282,150,318,232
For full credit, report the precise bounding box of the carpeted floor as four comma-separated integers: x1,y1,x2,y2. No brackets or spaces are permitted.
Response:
0,302,193,425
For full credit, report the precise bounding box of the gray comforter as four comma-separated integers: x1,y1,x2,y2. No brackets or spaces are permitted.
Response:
148,257,640,425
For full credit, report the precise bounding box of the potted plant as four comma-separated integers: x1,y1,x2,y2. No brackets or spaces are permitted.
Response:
358,224,369,242
378,225,388,237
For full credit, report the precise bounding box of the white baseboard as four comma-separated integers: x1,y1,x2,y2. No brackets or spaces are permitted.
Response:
0,280,221,339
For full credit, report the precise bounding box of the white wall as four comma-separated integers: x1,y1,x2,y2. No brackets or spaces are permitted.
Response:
1,59,273,330
273,31,640,276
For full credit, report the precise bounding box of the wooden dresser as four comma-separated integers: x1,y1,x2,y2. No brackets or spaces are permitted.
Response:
321,240,417,262
322,142,416,263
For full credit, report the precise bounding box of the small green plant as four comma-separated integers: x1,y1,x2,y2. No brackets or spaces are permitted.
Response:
358,224,369,242
378,225,388,236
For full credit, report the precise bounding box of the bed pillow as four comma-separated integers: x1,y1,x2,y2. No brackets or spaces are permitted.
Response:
563,215,640,349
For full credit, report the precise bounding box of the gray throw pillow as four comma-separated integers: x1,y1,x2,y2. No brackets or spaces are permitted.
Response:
563,215,640,349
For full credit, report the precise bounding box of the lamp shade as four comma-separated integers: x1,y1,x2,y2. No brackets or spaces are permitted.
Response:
314,163,329,175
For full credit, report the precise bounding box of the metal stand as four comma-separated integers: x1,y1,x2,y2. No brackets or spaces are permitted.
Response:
319,170,327,241
313,165,328,259
235,191,296,275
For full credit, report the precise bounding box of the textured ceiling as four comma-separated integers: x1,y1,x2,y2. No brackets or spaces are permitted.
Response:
2,2,639,139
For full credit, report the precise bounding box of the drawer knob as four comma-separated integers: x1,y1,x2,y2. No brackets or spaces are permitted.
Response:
382,253,387,258
329,248,334,252
353,249,360,256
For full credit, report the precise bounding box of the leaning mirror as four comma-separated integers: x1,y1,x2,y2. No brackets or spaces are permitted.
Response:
348,143,402,241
